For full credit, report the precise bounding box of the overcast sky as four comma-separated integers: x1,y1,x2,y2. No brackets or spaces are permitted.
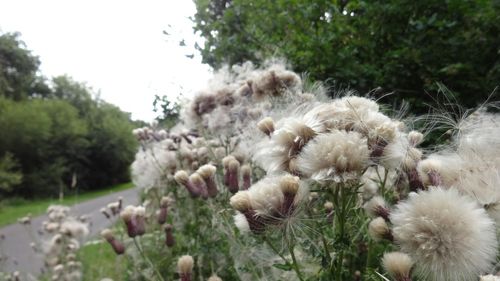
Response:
0,0,212,121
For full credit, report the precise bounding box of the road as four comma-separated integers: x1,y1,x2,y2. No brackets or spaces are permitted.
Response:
0,187,140,277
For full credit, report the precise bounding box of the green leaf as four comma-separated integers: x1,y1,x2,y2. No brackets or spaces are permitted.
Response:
272,263,292,271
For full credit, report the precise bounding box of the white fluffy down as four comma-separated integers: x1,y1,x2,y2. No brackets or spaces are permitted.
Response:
391,187,497,281
297,130,369,181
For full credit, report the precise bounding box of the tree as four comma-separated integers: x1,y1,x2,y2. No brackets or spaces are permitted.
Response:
0,32,50,100
153,94,181,129
0,96,87,197
193,0,500,110
0,153,22,193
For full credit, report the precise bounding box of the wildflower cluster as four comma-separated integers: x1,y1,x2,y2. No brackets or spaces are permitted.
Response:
91,60,500,281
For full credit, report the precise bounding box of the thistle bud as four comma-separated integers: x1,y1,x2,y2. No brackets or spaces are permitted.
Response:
120,206,137,237
197,165,218,197
175,170,200,198
101,229,125,255
189,173,208,199
165,224,175,247
118,196,123,211
157,207,168,225
226,159,240,193
177,255,194,281
241,165,252,190
134,206,146,236
100,208,111,219
257,117,275,136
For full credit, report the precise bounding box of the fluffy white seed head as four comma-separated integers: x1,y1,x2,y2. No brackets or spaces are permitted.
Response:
480,275,500,281
324,201,334,211
241,164,252,177
100,229,114,240
174,170,189,186
177,255,194,275
391,187,498,281
135,206,146,217
207,275,223,281
297,130,369,182
408,131,424,146
257,117,275,136
197,164,217,179
279,174,300,195
189,172,205,186
417,153,462,187
382,252,413,280
368,217,390,241
363,196,387,218
233,213,250,233
222,155,237,168
227,159,240,172
230,191,252,211
120,205,135,222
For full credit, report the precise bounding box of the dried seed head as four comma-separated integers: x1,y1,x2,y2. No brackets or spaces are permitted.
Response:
222,155,237,168
120,205,135,222
160,197,171,208
177,255,194,275
174,170,189,186
135,206,146,217
197,164,216,179
100,229,114,241
363,196,389,220
230,191,252,211
227,159,240,172
207,275,223,281
368,217,392,241
408,131,424,147
279,174,300,195
241,164,252,177
257,117,275,136
324,201,334,212
382,252,413,280
189,173,205,186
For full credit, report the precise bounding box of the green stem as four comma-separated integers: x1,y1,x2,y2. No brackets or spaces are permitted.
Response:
287,243,305,281
263,236,288,264
133,237,164,281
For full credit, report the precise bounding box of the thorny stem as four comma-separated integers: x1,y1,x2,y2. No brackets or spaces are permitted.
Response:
133,237,164,281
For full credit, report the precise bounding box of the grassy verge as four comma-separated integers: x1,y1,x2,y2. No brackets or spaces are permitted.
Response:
78,240,129,281
0,182,134,227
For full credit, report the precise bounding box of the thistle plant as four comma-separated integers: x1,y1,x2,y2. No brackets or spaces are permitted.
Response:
86,60,500,281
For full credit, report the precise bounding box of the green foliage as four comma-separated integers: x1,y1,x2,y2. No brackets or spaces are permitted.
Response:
0,96,88,197
0,34,138,198
193,0,500,111
0,152,22,192
153,94,181,129
48,76,137,191
0,32,50,100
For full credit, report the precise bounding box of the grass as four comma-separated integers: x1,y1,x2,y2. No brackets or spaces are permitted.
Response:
0,182,134,227
78,240,129,281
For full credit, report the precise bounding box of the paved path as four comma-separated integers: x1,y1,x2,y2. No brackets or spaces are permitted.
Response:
0,187,140,277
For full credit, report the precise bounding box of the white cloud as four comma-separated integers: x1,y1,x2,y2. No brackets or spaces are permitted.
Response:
0,0,212,121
